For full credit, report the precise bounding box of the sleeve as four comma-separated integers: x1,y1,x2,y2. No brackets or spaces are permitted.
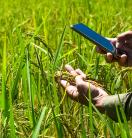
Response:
102,93,132,122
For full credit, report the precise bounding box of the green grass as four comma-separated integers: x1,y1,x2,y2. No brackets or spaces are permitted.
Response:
0,0,132,137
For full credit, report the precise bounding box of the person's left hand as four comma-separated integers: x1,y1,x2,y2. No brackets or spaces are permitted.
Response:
60,65,108,112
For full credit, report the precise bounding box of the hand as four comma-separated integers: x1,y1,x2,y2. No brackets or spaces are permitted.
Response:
96,31,132,67
60,65,108,113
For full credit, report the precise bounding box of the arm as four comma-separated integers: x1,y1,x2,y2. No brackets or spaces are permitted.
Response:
60,65,132,121
96,31,132,121
102,93,132,121
59,31,132,121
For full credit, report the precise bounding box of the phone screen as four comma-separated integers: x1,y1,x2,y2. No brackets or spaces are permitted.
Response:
71,23,116,55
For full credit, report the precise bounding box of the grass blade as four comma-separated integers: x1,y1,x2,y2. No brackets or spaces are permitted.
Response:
26,47,36,128
32,106,48,138
2,33,8,118
53,26,66,68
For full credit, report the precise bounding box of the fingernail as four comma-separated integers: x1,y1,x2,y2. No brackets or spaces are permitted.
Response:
60,80,66,85
107,53,113,62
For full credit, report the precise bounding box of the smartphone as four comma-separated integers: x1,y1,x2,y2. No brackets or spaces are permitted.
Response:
70,23,118,57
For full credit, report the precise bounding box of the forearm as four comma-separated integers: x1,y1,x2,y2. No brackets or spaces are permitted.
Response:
102,93,132,121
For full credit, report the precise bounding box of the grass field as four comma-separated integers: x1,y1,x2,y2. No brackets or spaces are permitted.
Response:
0,0,132,137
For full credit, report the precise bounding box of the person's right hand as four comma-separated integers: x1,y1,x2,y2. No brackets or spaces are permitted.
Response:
96,31,132,67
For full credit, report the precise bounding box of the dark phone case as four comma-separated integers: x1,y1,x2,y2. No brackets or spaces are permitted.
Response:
71,23,117,56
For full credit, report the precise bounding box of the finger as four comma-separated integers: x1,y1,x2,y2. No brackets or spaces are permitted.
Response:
65,64,78,76
75,69,86,79
75,75,85,86
116,42,129,55
96,38,117,54
106,37,117,45
60,80,70,88
96,46,106,54
66,85,78,98
117,31,132,41
60,80,78,99
119,54,127,66
116,41,124,48
75,75,88,96
65,64,74,72
105,53,113,63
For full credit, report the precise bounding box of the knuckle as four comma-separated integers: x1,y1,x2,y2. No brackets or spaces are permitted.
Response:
75,75,83,80
76,68,80,72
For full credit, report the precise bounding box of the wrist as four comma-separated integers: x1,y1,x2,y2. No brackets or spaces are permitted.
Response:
93,88,109,113
94,95,108,113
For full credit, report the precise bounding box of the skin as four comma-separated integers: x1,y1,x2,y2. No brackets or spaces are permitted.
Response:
96,31,132,66
60,31,132,113
60,65,108,113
